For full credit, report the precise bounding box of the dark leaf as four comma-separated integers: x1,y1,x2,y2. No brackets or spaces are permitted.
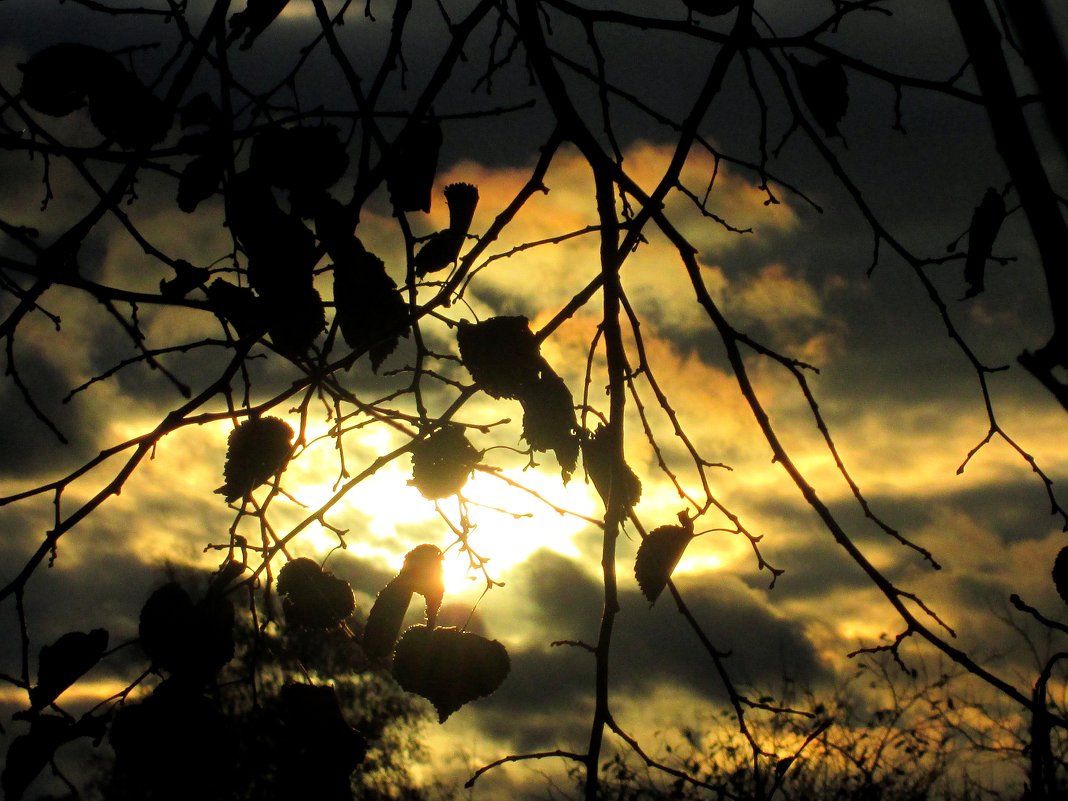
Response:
414,230,466,276
206,279,265,340
180,92,221,129
2,715,73,801
456,316,543,399
29,628,109,712
392,626,510,722
362,577,414,662
215,416,294,503
962,188,1006,299
635,522,695,604
19,44,101,116
333,242,410,371
400,544,445,629
387,119,443,212
1053,546,1068,606
138,582,235,679
521,370,579,481
582,424,641,513
177,153,226,213
86,66,171,148
230,0,292,50
160,259,209,300
262,284,326,357
410,426,481,500
277,557,356,629
790,56,848,138
250,125,348,215
279,683,367,777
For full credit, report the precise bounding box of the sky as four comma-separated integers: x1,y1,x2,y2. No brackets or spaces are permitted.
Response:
1,1,1068,798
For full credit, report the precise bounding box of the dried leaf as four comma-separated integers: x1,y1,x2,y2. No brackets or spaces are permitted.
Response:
1053,546,1068,606
29,628,109,712
635,522,695,604
333,243,410,371
206,279,265,340
410,426,481,500
962,188,1006,299
18,43,106,116
456,316,542,399
277,557,355,629
521,370,579,481
392,626,510,722
215,416,294,503
581,424,641,513
387,119,443,212
790,56,848,138
262,285,326,357
414,183,479,277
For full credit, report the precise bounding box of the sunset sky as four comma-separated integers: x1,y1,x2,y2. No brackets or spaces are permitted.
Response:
1,1,1068,798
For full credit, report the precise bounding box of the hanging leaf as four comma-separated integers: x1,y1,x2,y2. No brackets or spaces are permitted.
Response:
521,370,579,481
962,188,1006,299
276,557,355,629
414,183,479,277
333,242,410,371
262,285,326,358
1053,546,1068,606
400,544,445,629
790,56,848,139
18,43,106,116
29,628,109,712
177,153,226,213
86,65,170,148
215,416,294,503
392,626,510,722
206,279,266,340
229,0,292,50
410,426,482,500
2,715,73,801
138,582,235,679
387,119,443,213
582,424,641,513
456,316,543,399
635,521,695,604
250,124,349,216
362,577,414,662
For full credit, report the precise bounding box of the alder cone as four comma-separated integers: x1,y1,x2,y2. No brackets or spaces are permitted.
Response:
635,524,694,604
216,416,294,503
392,626,510,722
1053,546,1068,605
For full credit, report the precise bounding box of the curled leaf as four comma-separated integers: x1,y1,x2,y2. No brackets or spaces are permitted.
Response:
401,544,445,629
277,557,355,629
410,426,481,500
635,521,695,604
362,577,414,662
392,626,510,722
962,188,1006,299
414,183,479,276
29,628,109,712
215,416,294,503
521,371,579,482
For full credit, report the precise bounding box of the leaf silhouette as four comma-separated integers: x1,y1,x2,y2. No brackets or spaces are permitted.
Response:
262,284,326,357
250,124,349,217
635,521,695,604
2,714,73,801
521,370,580,481
1053,546,1068,606
29,628,109,712
177,152,226,213
362,577,414,662
276,557,356,629
456,316,543,399
400,544,445,629
414,183,479,276
790,56,849,139
138,582,236,679
206,279,266,340
86,65,170,149
392,626,510,722
410,425,482,500
387,119,443,212
278,683,368,781
216,416,294,503
582,424,641,513
18,43,104,116
332,240,410,371
229,0,292,50
962,188,1006,299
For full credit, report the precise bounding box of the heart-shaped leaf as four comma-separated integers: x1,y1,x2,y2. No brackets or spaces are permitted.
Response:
277,558,355,629
392,626,510,722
